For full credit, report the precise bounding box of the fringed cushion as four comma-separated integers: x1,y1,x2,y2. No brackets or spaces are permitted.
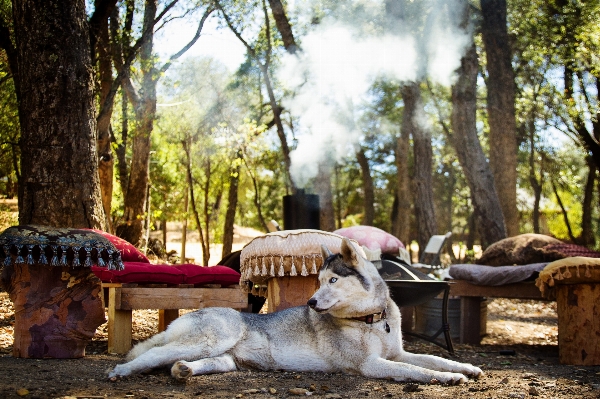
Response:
478,234,563,266
536,257,600,299
239,229,365,297
83,228,150,263
0,225,124,270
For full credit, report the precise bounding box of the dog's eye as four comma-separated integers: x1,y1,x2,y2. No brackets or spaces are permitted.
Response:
329,277,337,284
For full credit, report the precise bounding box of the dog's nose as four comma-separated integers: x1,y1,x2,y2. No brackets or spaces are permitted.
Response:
307,298,317,308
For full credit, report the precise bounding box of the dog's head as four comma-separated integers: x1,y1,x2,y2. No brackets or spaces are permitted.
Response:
307,237,389,318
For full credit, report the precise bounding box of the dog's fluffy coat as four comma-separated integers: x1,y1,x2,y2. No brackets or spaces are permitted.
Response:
109,238,482,384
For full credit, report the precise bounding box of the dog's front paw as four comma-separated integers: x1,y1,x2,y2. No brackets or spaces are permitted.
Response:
432,372,468,385
171,361,193,382
465,365,484,379
108,364,130,379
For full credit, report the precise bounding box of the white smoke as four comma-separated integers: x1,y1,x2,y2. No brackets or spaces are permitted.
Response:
279,0,470,187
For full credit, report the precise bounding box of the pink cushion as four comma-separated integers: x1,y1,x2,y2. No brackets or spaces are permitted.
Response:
333,226,404,254
91,262,185,284
174,264,241,287
84,229,150,263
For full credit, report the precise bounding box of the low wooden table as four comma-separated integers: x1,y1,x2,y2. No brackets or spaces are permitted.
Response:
449,280,549,344
102,283,248,354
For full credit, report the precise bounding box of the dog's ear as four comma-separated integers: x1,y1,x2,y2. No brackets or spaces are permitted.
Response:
340,237,360,267
321,244,333,262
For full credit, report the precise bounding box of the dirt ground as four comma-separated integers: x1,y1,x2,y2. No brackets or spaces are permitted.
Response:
1,293,599,399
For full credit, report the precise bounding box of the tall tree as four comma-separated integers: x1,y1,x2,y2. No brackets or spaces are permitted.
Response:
449,1,506,247
481,0,519,236
10,0,105,227
356,147,375,226
93,0,118,232
114,1,214,245
217,0,297,191
402,82,437,252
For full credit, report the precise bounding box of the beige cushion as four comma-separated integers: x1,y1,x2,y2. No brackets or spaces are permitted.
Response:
239,229,365,296
535,257,600,299
478,234,562,266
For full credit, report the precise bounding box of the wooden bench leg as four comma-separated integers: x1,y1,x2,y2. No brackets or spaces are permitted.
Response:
107,287,132,354
460,296,483,344
158,309,180,332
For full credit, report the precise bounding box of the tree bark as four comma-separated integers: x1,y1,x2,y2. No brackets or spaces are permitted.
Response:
96,0,115,232
267,0,297,53
393,115,411,246
356,148,375,226
481,0,519,237
315,160,336,231
580,157,596,247
451,38,507,248
222,153,241,259
402,83,437,252
13,0,105,229
528,120,543,234
116,0,157,245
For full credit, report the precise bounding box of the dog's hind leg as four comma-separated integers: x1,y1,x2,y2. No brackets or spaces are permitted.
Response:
125,331,166,362
393,351,483,378
360,356,468,385
171,354,237,381
109,343,205,378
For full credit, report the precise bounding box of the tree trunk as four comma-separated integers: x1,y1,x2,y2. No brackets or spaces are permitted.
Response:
528,120,543,234
402,83,437,252
222,153,241,259
580,157,596,247
481,0,519,237
116,0,157,245
356,148,375,226
13,0,105,229
315,160,336,231
267,0,297,53
96,1,115,232
451,38,506,248
393,110,412,245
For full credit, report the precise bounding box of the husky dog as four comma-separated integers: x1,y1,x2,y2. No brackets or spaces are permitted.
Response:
108,238,482,384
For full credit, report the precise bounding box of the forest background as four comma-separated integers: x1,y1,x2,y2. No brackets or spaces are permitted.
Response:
0,0,599,265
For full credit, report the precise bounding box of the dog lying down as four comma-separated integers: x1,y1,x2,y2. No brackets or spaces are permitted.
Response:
108,238,482,384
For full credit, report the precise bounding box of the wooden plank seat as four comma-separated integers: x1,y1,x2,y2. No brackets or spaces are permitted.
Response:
102,282,248,354
449,280,551,344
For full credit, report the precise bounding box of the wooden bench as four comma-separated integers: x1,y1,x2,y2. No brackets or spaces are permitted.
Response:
449,280,551,344
102,283,248,354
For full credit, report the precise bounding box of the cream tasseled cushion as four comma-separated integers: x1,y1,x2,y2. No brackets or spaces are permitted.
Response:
535,256,600,299
239,229,365,296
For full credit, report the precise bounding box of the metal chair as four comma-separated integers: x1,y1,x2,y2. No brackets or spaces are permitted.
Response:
412,232,452,271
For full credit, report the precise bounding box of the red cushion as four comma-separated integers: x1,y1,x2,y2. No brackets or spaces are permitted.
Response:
174,264,241,287
91,262,185,284
544,243,600,258
84,229,150,263
334,226,404,254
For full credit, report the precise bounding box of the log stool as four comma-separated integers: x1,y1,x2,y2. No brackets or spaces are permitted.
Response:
536,256,600,365
0,225,124,358
239,229,365,312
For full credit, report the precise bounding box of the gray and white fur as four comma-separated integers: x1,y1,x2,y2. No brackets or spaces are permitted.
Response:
108,238,482,384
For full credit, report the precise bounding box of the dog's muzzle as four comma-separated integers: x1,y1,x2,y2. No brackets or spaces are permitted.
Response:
307,298,318,309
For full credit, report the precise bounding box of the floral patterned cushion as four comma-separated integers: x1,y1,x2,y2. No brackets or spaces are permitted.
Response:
0,225,123,270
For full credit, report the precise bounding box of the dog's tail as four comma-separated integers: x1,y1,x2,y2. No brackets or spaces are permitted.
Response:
125,331,167,361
